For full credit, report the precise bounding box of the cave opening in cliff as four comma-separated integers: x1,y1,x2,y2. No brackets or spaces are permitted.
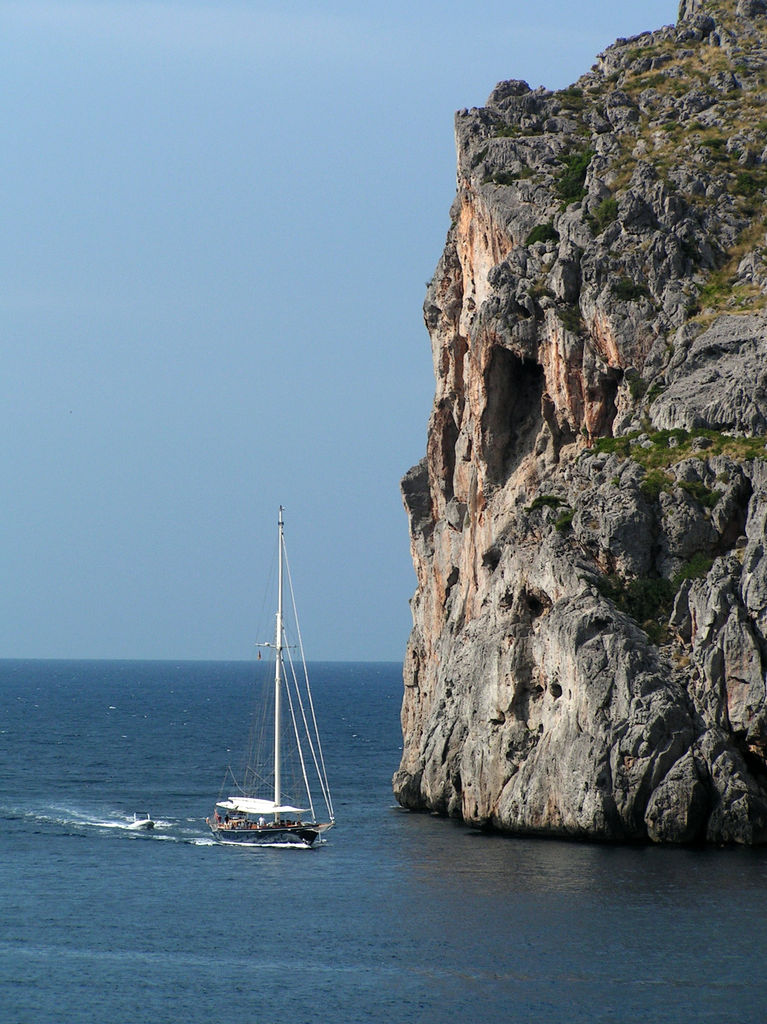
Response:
482,349,545,485
429,400,459,503
587,365,622,438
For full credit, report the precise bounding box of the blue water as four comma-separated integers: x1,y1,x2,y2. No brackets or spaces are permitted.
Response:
2,660,767,1023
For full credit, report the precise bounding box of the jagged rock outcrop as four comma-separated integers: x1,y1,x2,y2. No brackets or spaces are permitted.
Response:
394,0,767,843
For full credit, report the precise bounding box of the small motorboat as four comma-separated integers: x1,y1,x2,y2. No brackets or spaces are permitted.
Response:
131,812,154,830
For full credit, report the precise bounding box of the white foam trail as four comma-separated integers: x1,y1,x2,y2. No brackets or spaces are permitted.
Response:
216,840,313,850
14,805,150,833
5,803,224,847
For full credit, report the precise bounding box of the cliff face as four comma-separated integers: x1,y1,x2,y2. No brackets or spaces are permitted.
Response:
394,0,767,843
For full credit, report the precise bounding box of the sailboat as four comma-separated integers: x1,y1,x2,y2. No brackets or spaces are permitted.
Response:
206,507,335,848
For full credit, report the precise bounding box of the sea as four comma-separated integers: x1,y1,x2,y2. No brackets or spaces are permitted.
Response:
2,659,767,1024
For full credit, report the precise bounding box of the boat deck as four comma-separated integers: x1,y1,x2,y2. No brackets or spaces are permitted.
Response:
206,817,332,847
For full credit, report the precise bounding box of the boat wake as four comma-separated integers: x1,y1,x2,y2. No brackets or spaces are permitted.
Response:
217,839,314,850
0,800,241,847
1,803,187,840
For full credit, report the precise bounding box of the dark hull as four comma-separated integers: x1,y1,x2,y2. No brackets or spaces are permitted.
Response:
206,818,332,848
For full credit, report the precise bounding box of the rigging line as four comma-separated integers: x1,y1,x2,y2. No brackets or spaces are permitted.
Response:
283,545,334,816
281,640,316,821
283,651,316,820
216,767,236,804
254,540,279,654
244,658,272,789
282,547,333,817
282,651,332,819
226,765,247,798
283,547,335,819
284,642,328,818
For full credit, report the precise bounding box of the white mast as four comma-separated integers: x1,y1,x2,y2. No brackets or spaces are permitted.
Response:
273,505,284,821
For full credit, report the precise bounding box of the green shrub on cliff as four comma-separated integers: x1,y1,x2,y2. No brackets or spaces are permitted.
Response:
628,375,648,401
592,434,634,458
588,196,618,235
679,479,722,508
488,171,518,186
595,573,675,642
556,147,593,206
612,277,651,302
526,222,559,245
528,494,567,511
555,509,574,532
556,305,584,333
640,469,671,501
592,428,766,485
559,86,585,109
734,169,767,197
673,553,714,585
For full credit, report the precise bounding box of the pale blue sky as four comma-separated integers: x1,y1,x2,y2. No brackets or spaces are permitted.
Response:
0,0,677,660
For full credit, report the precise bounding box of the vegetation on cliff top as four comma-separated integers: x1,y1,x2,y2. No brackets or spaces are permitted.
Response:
592,426,767,467
464,0,767,343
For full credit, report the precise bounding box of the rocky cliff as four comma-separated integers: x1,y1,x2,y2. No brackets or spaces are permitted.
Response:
394,0,767,843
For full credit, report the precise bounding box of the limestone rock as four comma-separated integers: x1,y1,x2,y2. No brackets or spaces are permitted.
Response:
644,751,708,843
651,315,767,434
395,0,767,844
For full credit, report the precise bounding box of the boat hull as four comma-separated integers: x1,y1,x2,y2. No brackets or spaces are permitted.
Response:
206,818,332,848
